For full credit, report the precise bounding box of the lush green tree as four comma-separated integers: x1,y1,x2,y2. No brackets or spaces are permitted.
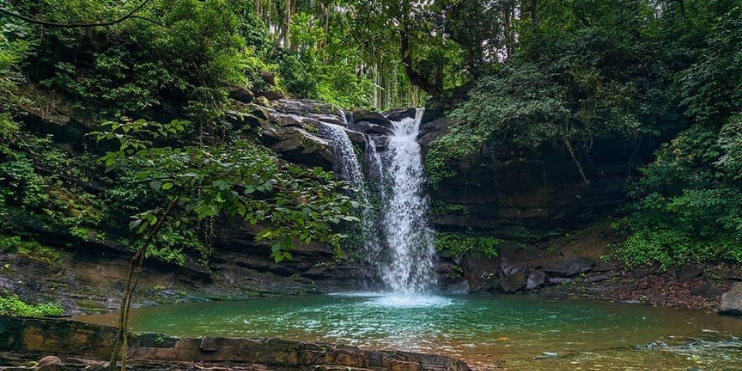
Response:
92,117,359,370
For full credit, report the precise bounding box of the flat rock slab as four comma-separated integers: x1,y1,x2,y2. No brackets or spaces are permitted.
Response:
542,257,596,277
0,316,471,371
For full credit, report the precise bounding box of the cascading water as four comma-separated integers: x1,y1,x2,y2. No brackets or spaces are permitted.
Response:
320,121,383,280
323,109,437,295
321,123,365,188
378,109,437,293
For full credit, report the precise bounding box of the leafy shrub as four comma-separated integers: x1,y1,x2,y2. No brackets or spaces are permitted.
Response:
0,291,63,317
0,234,62,262
617,123,742,267
435,231,500,258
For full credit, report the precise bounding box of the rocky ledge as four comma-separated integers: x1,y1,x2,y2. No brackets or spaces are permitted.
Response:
0,316,471,371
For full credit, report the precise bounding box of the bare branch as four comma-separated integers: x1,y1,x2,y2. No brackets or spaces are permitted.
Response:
0,0,152,28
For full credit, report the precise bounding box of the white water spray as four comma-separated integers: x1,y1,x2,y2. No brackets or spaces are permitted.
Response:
379,109,437,293
321,123,365,188
323,109,437,294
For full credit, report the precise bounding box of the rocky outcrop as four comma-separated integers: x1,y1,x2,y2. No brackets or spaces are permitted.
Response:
720,282,742,316
2,96,373,316
419,112,656,234
227,99,367,170
0,316,471,371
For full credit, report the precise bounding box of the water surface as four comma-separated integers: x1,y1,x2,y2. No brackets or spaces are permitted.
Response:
77,293,742,370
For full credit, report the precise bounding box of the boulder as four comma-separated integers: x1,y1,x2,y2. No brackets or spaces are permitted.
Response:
497,272,527,293
719,282,742,316
351,121,395,136
353,110,393,128
526,271,546,290
267,128,334,170
460,253,499,293
384,107,417,121
260,71,276,86
673,264,704,281
542,257,595,277
228,85,254,104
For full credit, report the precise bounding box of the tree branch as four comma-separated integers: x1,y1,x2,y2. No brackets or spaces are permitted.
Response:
0,0,152,28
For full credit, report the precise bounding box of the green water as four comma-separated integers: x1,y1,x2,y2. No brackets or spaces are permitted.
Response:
77,293,742,371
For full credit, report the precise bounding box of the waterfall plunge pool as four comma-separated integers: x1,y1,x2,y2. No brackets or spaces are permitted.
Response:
76,293,741,371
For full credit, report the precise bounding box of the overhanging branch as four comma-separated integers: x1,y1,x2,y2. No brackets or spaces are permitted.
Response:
0,0,152,28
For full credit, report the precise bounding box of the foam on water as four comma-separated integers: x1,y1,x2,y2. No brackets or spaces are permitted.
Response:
364,294,454,308
329,292,454,308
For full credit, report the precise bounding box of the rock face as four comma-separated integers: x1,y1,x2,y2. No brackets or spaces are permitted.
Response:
229,99,366,170
2,97,372,316
0,316,471,371
418,111,656,233
542,257,596,277
720,282,742,316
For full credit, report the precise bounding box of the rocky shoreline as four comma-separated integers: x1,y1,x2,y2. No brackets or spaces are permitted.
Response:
0,316,471,371
2,222,740,317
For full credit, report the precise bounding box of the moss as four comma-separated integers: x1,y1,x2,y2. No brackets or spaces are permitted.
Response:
0,291,63,317
435,230,500,258
0,234,61,262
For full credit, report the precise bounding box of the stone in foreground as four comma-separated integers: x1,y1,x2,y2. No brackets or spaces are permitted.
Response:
0,316,471,371
719,282,742,316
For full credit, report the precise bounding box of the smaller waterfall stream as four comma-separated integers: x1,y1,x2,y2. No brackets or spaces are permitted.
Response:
321,123,365,188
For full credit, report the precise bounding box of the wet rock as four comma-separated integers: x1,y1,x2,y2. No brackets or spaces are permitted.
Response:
526,271,546,290
497,272,527,293
584,274,611,283
500,260,527,277
351,121,394,136
444,280,470,294
673,264,704,281
228,85,254,104
542,257,595,277
460,253,499,293
720,282,742,316
353,110,393,128
384,108,417,121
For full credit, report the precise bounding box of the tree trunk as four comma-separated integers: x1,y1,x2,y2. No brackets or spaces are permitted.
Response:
564,138,590,185
400,22,442,96
109,196,179,371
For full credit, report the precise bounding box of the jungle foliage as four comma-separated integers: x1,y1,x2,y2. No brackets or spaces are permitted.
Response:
1,0,740,270
423,0,741,266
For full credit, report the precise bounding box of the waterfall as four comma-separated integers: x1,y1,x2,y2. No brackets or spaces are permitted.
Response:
323,109,436,294
378,109,437,293
321,123,365,188
321,121,381,279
